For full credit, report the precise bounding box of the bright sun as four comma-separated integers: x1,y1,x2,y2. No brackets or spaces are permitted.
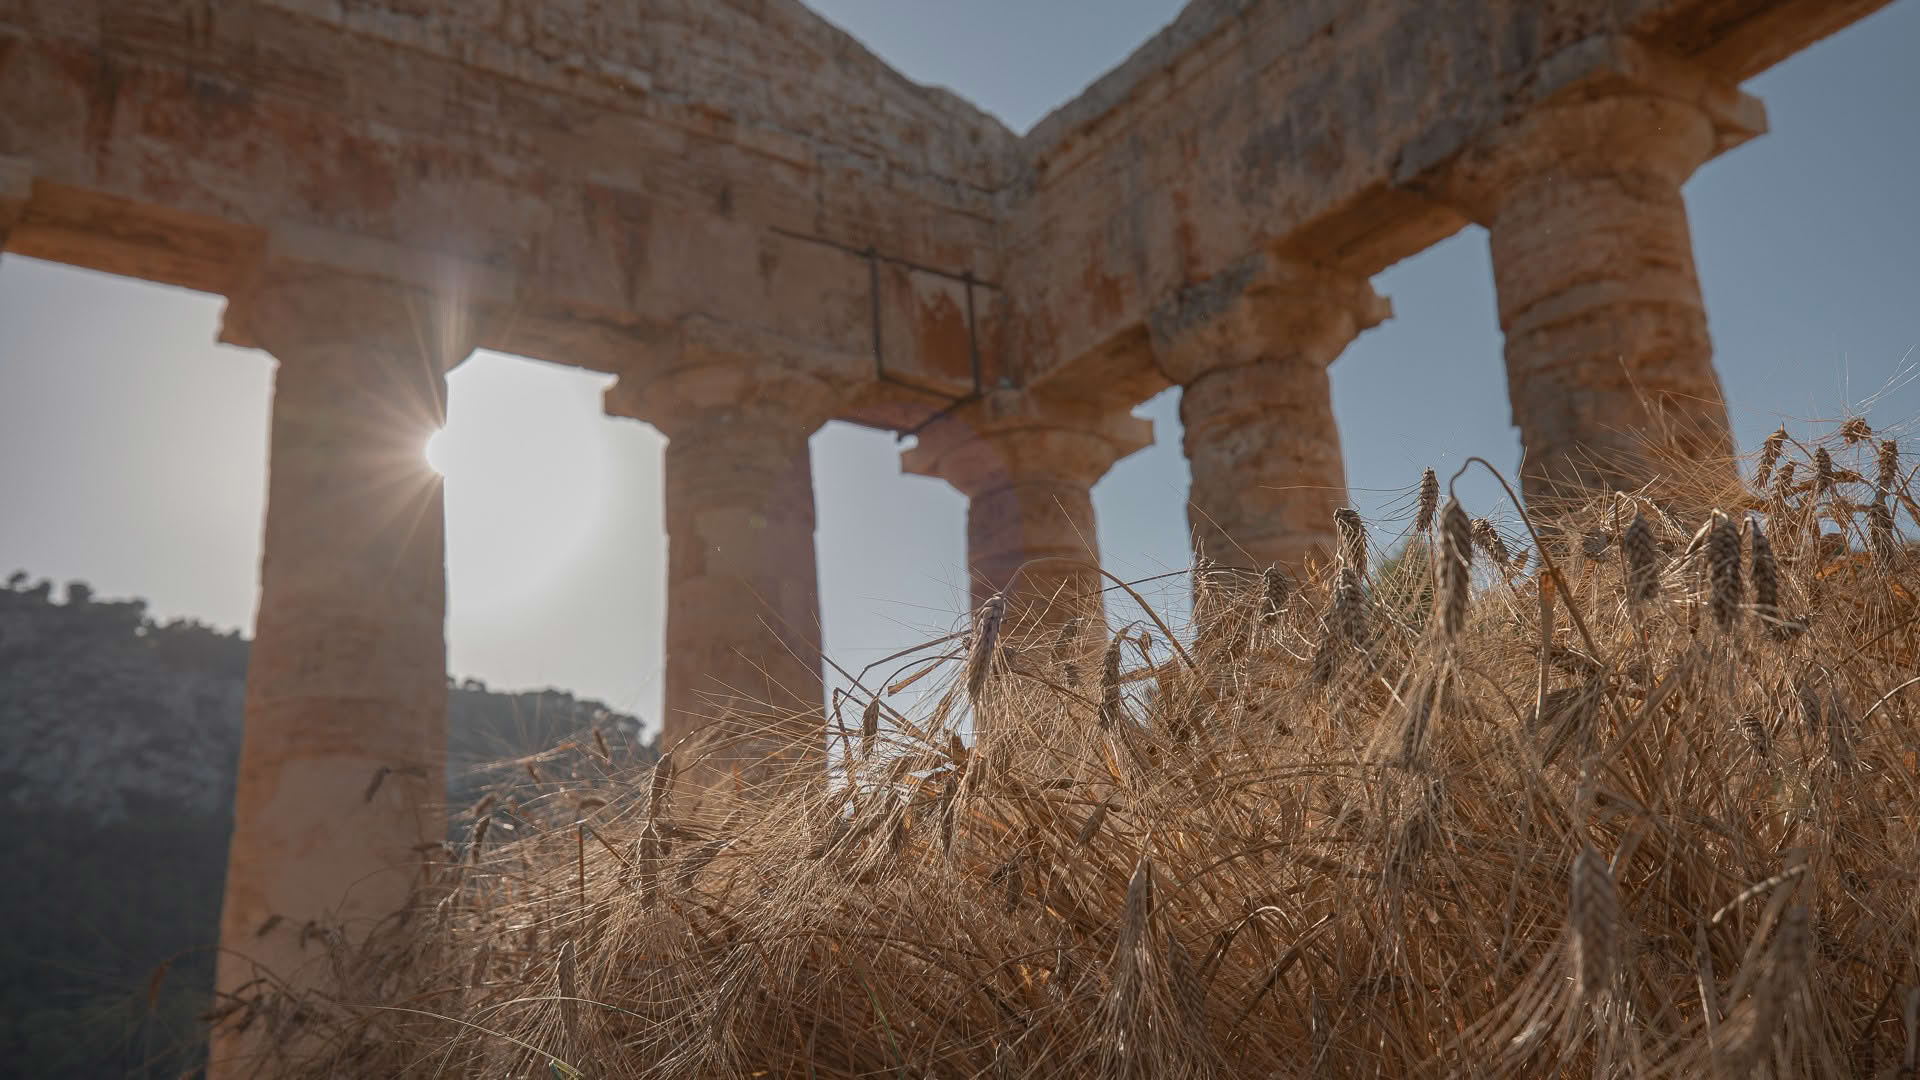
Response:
423,428,450,475
424,354,616,613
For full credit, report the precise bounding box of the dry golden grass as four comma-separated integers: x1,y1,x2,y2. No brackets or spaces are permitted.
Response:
249,423,1920,1078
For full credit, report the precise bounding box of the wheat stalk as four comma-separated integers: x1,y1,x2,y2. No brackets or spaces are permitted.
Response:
1569,844,1620,1007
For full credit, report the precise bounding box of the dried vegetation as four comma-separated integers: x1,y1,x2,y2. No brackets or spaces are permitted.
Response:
252,424,1920,1078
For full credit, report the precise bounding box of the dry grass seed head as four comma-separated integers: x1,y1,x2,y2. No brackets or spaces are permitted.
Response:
1261,565,1291,624
1624,510,1659,610
860,696,880,758
1470,518,1511,571
1774,458,1798,505
1311,566,1367,685
1417,468,1440,533
1099,634,1126,730
1397,674,1436,768
1438,498,1473,639
1814,447,1836,499
1749,519,1784,636
646,752,675,822
1333,566,1368,647
1867,499,1897,565
1875,437,1900,495
1334,507,1368,575
1054,615,1085,662
1758,426,1788,490
967,593,1008,705
1191,554,1217,607
1707,509,1742,631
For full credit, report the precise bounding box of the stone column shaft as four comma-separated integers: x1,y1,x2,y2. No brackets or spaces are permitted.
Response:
1151,258,1389,573
609,363,832,787
211,272,465,1077
1182,361,1346,571
1428,62,1764,505
905,391,1152,629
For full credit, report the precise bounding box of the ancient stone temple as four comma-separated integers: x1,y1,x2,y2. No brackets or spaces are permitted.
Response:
0,0,1892,1073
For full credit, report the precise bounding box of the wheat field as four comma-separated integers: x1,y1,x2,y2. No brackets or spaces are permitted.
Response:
249,422,1920,1078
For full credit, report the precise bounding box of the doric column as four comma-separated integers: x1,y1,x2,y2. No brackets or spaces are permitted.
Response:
904,389,1152,629
1150,256,1389,573
1422,47,1765,506
606,363,834,784
210,268,470,1077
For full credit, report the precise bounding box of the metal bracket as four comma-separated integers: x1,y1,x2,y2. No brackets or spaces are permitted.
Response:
768,226,994,438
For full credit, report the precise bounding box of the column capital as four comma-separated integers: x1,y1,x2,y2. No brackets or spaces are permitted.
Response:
904,389,1148,619
1147,254,1390,385
218,260,482,370
600,312,855,442
604,359,841,441
1418,39,1765,224
901,389,1153,497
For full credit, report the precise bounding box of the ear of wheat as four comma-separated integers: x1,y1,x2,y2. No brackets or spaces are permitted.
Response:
1437,498,1472,639
967,593,1007,705
1334,507,1368,576
1749,517,1782,636
1706,510,1741,631
1624,510,1658,611
1757,426,1787,490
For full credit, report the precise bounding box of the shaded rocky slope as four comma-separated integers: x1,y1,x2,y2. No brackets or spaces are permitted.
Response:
0,576,653,1078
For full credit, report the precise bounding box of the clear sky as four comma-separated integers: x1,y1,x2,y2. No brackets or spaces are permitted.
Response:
1,1,1916,732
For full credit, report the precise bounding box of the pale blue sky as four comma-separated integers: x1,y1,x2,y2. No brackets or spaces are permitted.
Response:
1,1,1916,729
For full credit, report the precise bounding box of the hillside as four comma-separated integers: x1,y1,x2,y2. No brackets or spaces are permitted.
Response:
0,576,654,1078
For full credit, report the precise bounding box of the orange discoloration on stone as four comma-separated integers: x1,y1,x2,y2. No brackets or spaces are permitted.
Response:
915,287,970,385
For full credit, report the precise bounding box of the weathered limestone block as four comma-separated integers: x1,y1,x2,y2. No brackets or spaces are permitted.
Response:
904,390,1152,630
0,155,29,249
1151,257,1390,573
606,361,835,789
209,265,471,1078
1418,47,1765,505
